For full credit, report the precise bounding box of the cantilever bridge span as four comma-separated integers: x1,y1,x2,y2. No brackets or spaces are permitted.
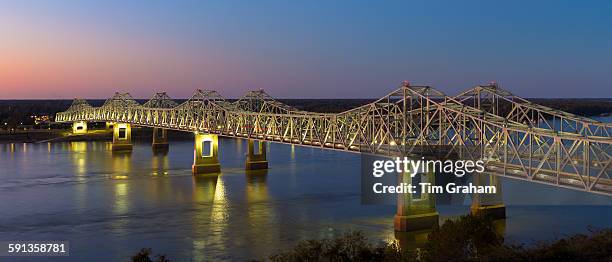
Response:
55,83,612,196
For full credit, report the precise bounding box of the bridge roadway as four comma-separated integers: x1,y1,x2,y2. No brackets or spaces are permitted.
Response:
55,82,612,196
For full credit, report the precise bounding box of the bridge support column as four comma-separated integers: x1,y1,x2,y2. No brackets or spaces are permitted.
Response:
72,121,88,134
111,123,133,152
192,133,221,174
471,173,505,220
246,140,268,170
394,168,439,232
152,128,169,153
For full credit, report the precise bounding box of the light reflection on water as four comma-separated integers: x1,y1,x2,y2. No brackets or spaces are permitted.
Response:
0,131,609,261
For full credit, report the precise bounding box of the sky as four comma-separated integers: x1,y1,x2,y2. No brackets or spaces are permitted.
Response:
0,0,611,99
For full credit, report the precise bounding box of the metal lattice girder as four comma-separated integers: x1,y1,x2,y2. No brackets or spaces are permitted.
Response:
65,98,92,112
455,83,612,137
103,92,141,108
143,92,179,108
55,83,612,196
235,89,300,114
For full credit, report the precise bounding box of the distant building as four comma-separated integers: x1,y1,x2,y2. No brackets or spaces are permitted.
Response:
31,114,50,125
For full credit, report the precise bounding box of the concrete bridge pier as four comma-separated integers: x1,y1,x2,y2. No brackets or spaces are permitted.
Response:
72,121,88,134
111,123,133,151
152,128,169,153
470,173,505,220
192,133,221,174
246,140,268,170
394,168,439,232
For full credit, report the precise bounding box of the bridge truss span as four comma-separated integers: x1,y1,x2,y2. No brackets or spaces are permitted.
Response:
455,83,612,137
55,83,612,196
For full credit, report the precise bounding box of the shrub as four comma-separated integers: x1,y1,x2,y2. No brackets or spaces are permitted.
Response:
131,248,170,262
133,216,612,261
421,215,503,261
268,231,410,262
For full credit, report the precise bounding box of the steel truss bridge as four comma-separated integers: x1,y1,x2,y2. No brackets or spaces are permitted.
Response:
55,83,612,196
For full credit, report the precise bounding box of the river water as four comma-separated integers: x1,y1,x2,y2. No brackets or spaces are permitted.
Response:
0,118,610,261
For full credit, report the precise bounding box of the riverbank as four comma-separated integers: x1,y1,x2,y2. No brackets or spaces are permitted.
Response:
131,215,612,261
1,98,610,128
0,128,195,143
0,129,112,143
0,129,69,143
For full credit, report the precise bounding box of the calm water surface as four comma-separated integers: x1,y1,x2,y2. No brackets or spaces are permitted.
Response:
0,118,611,261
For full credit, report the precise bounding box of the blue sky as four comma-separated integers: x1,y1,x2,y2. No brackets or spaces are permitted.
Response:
0,0,611,98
